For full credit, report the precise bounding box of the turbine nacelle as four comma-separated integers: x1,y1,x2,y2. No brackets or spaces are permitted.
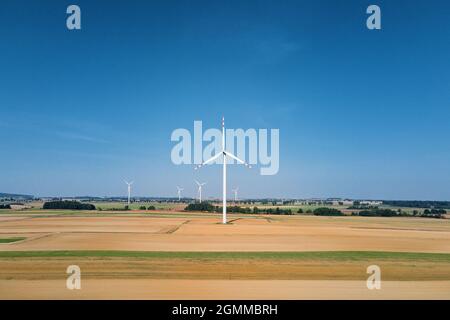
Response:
195,180,206,187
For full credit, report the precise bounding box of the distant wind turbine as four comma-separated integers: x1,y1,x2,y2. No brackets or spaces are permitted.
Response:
195,117,251,224
176,186,184,201
195,180,206,202
124,180,133,205
232,187,239,202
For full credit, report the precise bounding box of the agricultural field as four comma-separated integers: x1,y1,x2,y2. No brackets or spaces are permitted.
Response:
0,210,449,299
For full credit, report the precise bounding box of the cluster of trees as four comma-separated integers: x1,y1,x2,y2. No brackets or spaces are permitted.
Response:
99,206,129,211
139,205,156,210
237,200,259,205
422,209,446,218
424,208,446,215
297,208,326,214
355,208,398,217
312,207,344,216
353,208,447,218
0,204,11,209
185,202,216,212
227,206,253,213
100,205,157,211
43,201,96,210
251,207,293,215
383,200,450,209
348,204,378,210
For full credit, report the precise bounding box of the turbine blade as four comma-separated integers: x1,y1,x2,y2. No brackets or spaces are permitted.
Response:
224,152,252,168
195,152,222,169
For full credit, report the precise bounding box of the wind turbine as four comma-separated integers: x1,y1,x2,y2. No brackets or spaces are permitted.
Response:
176,186,184,202
124,180,133,205
232,187,239,202
195,117,251,224
195,180,207,202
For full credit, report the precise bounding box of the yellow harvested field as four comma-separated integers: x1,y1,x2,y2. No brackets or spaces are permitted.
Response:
1,212,449,299
0,214,449,252
1,280,449,300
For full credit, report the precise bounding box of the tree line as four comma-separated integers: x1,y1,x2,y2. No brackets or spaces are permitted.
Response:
184,204,447,219
354,208,446,218
382,200,450,209
43,200,96,210
184,203,294,215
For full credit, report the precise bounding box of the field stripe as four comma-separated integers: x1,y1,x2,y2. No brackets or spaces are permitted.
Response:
0,237,26,243
0,250,450,261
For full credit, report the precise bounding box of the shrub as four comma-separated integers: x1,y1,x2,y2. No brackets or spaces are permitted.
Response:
139,206,147,210
0,204,11,209
313,207,344,216
147,205,156,210
43,201,95,210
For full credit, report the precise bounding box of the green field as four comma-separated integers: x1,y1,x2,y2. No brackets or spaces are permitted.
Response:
0,237,26,243
1,250,450,262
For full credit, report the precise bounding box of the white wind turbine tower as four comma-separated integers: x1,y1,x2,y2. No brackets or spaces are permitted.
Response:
195,180,206,202
176,186,184,201
195,117,251,224
232,187,239,202
124,180,133,205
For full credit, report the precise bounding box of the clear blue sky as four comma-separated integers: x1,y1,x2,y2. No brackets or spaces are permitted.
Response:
1,0,449,200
